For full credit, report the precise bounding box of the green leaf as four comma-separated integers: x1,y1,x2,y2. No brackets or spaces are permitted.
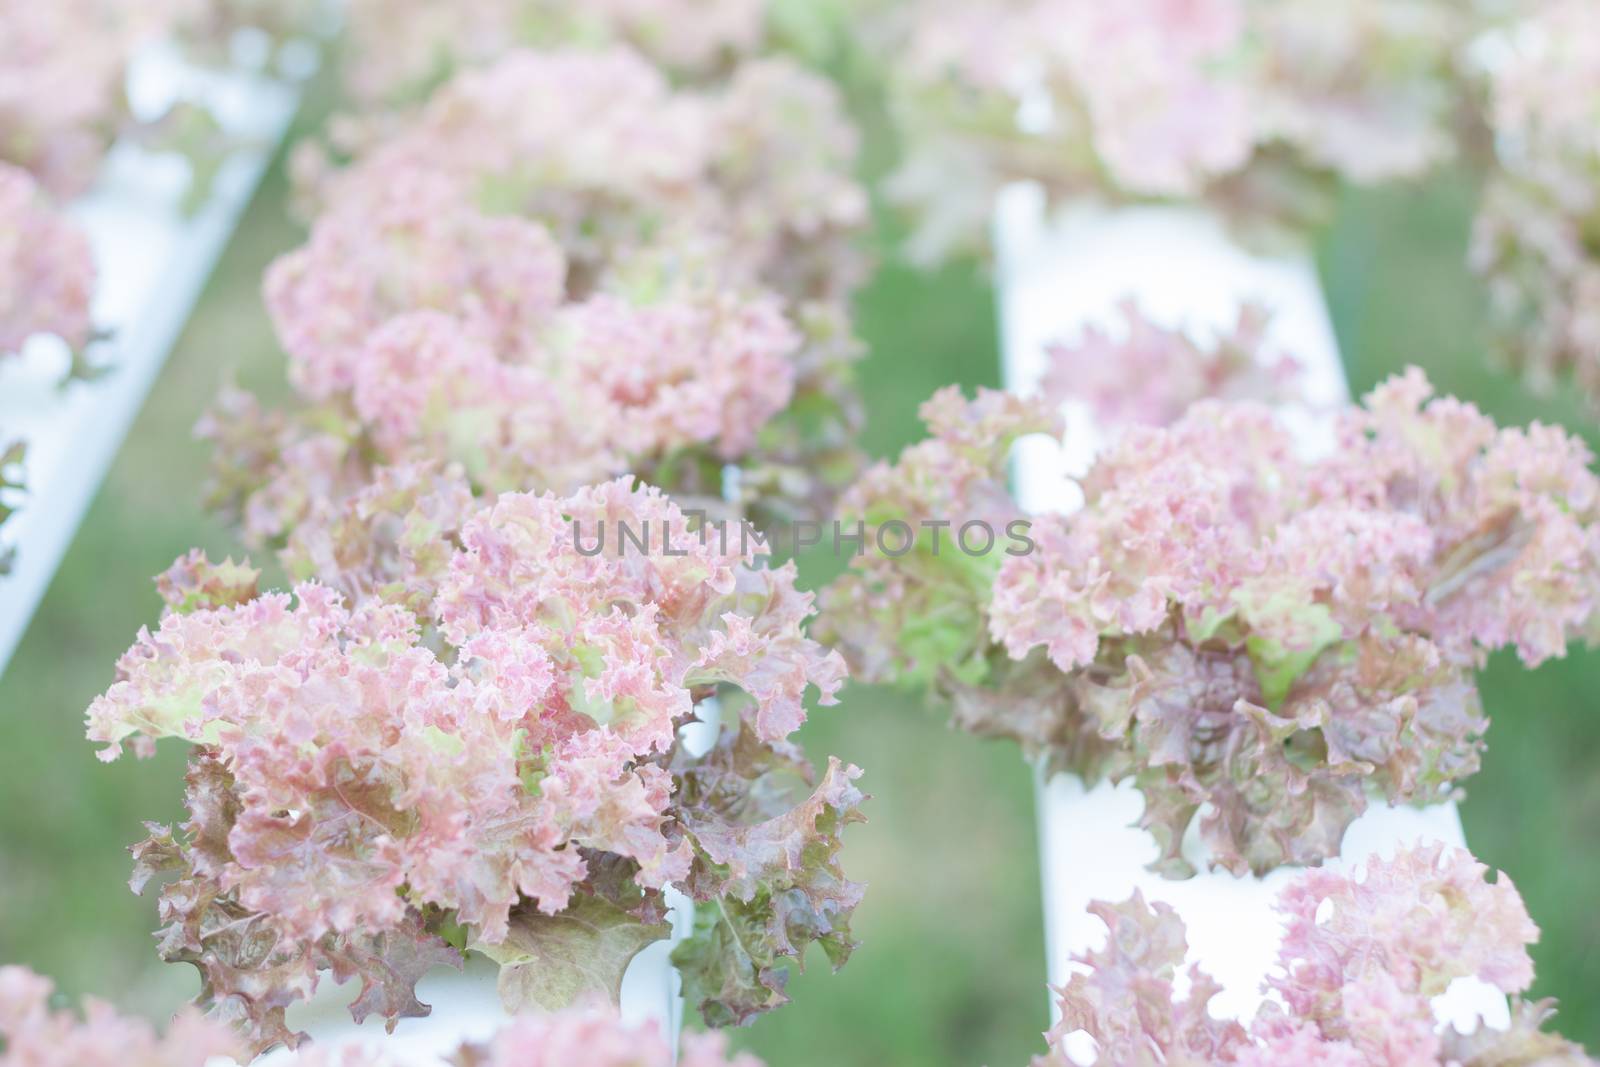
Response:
1247,630,1339,710
672,896,788,1028
671,727,867,1027
478,895,670,1014
1235,593,1343,709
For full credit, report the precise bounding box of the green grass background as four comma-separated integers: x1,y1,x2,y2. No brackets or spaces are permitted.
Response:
1,54,1596,1067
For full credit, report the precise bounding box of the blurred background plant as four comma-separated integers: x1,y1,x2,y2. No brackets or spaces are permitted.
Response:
1,24,1597,1067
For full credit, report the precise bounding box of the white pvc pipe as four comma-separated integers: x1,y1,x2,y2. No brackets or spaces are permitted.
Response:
994,183,1348,515
0,42,308,677
992,183,1507,1060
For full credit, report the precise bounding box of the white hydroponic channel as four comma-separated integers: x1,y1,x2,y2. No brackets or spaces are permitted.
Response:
992,182,1510,1064
0,36,313,675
